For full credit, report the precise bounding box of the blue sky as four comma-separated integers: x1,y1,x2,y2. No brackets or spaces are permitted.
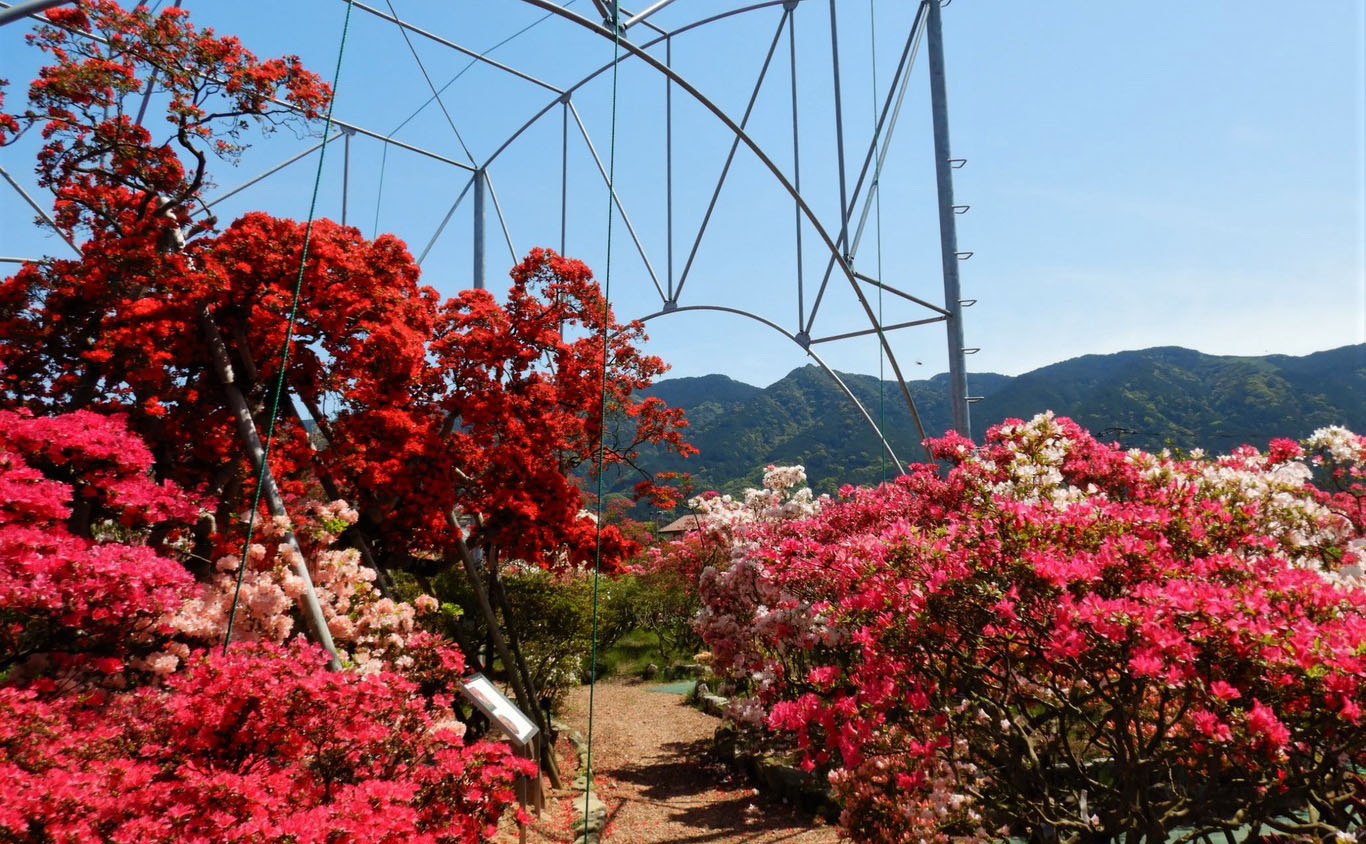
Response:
2,0,1362,390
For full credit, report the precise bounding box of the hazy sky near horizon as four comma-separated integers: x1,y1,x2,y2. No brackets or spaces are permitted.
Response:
2,1,1362,390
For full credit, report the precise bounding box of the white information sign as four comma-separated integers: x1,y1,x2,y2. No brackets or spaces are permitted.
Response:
460,673,539,747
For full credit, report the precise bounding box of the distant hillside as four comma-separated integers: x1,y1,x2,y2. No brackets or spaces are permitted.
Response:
607,344,1364,501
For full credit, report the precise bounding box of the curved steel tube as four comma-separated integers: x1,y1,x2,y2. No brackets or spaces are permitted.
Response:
636,304,908,471
500,0,931,450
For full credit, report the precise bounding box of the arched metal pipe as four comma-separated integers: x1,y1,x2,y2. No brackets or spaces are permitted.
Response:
0,0,71,27
499,0,931,448
636,303,916,468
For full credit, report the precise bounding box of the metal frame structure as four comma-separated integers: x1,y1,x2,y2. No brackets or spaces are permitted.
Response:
0,0,978,457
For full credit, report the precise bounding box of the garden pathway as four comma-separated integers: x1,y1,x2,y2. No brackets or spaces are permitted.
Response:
506,681,840,844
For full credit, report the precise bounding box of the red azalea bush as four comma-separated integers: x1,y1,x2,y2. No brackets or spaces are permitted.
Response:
1,4,684,839
696,415,1366,843
0,641,530,844
0,409,532,842
0,408,196,683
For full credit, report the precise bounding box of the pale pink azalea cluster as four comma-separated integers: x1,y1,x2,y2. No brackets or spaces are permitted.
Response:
964,413,1362,585
161,499,434,672
690,465,840,680
688,464,827,530
1306,425,1366,466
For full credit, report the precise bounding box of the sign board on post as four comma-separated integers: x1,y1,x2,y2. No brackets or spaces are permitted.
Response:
460,673,539,746
459,672,543,839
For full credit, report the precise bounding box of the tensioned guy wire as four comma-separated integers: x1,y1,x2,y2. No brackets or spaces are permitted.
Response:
586,0,622,831
370,2,576,239
223,0,357,653
871,0,887,483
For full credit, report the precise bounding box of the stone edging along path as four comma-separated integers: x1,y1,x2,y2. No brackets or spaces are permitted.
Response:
554,720,609,844
691,687,839,822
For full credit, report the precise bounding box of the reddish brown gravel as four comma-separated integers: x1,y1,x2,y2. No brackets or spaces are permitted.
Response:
503,681,841,844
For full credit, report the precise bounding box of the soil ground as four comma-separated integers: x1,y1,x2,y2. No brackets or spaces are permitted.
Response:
499,681,841,844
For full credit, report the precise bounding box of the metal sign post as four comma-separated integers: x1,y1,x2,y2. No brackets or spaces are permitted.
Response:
459,673,544,841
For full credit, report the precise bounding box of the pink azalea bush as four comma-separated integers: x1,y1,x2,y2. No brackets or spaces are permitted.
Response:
0,410,531,842
166,498,428,673
695,414,1366,843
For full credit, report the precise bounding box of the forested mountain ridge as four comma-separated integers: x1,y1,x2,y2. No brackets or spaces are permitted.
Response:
617,344,1364,498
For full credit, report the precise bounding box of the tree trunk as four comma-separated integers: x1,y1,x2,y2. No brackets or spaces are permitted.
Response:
486,556,552,729
227,327,396,598
446,520,563,788
202,310,342,671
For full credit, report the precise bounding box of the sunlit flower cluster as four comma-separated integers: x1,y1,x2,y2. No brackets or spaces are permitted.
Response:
163,499,433,672
695,415,1366,841
688,464,827,530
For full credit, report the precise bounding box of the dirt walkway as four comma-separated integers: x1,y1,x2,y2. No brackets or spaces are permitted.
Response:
511,681,840,844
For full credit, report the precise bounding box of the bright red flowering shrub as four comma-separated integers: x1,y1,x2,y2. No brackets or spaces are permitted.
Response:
0,410,531,841
5,0,328,240
1,5,686,839
697,415,1366,843
0,641,531,843
0,409,195,680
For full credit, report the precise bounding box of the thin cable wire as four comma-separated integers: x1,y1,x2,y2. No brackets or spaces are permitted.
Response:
370,2,576,238
870,0,887,482
383,0,476,164
586,0,622,829
224,0,357,652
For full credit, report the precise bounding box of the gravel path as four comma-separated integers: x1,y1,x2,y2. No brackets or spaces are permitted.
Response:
508,681,840,844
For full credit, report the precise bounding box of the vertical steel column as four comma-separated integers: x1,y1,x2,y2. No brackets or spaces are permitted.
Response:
828,0,851,256
926,0,969,436
787,7,805,339
473,167,486,290
341,129,351,226
665,36,674,300
560,101,569,255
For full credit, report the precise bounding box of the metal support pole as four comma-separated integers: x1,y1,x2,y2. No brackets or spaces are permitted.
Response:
926,0,970,437
341,130,351,226
788,9,805,337
0,0,70,26
674,11,788,300
472,168,486,290
828,0,851,255
560,101,569,256
201,133,342,213
623,0,678,29
484,170,518,262
0,163,79,255
418,173,475,265
665,36,674,299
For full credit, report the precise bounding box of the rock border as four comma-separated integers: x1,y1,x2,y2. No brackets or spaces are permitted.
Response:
691,695,840,822
553,720,609,844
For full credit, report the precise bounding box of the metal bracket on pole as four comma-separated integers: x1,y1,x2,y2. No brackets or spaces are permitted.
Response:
341,128,354,227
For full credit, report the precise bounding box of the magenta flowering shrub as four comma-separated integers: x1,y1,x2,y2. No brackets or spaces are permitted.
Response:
0,410,531,842
0,408,197,683
697,414,1366,844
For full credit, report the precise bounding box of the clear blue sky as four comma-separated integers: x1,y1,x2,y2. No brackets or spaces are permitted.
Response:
2,0,1362,390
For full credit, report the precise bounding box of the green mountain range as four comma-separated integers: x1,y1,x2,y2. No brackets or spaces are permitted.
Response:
613,344,1364,501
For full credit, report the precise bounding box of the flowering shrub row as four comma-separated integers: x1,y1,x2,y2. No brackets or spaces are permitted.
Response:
0,409,531,842
691,416,1366,843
